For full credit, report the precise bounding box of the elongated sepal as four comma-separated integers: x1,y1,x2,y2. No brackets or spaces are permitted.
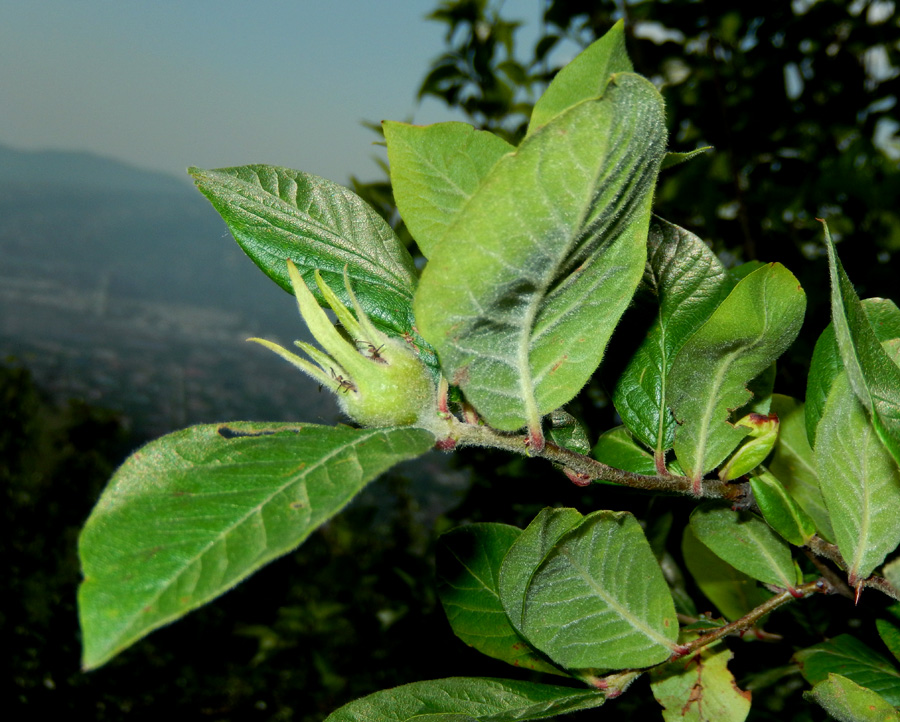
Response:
248,337,333,389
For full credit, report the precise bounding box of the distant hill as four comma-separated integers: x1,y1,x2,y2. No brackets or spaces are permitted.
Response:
0,142,296,334
0,142,333,433
0,143,191,194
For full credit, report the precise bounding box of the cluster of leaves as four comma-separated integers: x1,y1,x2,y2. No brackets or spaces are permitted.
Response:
417,0,900,268
76,21,900,722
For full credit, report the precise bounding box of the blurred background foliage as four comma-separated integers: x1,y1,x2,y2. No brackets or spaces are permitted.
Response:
10,1,900,719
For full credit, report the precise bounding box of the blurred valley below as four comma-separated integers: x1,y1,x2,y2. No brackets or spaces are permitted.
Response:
0,143,345,438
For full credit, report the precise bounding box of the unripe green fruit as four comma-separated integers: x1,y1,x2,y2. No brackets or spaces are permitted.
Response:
249,261,436,428
337,337,434,427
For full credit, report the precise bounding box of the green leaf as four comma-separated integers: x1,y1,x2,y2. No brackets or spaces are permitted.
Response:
768,394,834,541
682,525,771,622
668,263,806,487
613,218,728,455
825,227,900,467
690,503,798,591
806,298,900,447
436,523,563,675
749,470,817,546
718,412,779,481
886,559,900,594
322,677,606,721
188,165,436,368
521,510,680,670
816,360,900,585
499,508,583,638
650,641,752,722
877,619,900,665
659,147,713,171
78,422,434,671
526,20,632,135
547,409,591,456
592,426,658,476
807,674,900,722
384,121,513,259
416,74,667,433
795,635,900,707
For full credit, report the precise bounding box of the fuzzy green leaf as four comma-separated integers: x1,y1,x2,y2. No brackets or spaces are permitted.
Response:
415,74,666,433
682,525,771,622
384,121,513,258
547,409,591,455
768,394,834,541
499,508,584,638
650,641,752,722
323,677,606,721
660,147,713,171
749,470,817,546
436,523,563,675
526,20,632,135
690,503,798,591
668,264,806,485
877,619,900,665
78,422,434,671
521,510,680,670
613,218,728,454
806,298,900,447
796,635,900,707
825,227,900,467
886,559,900,594
188,165,436,369
816,360,900,585
592,426,658,476
807,674,900,722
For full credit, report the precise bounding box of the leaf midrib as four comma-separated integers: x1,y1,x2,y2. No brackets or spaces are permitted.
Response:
111,427,393,644
557,546,675,652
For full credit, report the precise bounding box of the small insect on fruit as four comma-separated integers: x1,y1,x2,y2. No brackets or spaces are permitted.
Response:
330,367,356,394
356,341,386,362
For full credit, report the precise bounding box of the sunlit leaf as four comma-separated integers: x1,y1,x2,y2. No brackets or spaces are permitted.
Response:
690,503,798,591
749,470,817,546
806,674,900,722
682,525,771,622
795,634,900,707
499,508,583,638
521,510,679,670
806,298,900,447
816,357,900,585
189,165,436,369
415,74,666,433
877,619,900,665
668,264,806,487
613,218,728,455
384,121,513,258
825,226,900,466
886,559,900,597
323,677,606,721
436,523,563,675
592,426,658,476
526,20,632,135
547,409,591,455
768,395,834,541
78,422,434,670
650,641,752,722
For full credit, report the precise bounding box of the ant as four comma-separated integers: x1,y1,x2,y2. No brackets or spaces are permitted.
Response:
356,341,386,363
329,367,356,394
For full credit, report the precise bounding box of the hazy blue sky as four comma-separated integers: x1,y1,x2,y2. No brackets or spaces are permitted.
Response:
1,1,543,184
